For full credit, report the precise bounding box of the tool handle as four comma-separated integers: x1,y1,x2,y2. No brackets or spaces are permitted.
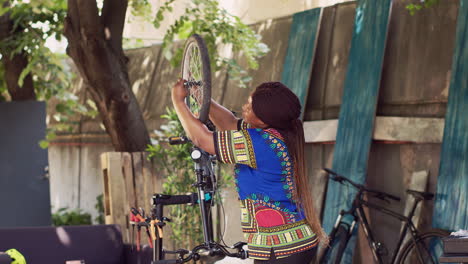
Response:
131,207,146,222
146,229,154,248
136,229,141,251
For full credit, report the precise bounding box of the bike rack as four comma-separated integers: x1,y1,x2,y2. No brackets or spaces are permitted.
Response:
129,146,248,263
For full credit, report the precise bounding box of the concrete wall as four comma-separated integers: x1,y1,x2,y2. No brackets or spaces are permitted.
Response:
48,1,462,262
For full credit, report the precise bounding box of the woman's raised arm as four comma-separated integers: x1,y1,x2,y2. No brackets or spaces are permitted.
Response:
208,99,239,131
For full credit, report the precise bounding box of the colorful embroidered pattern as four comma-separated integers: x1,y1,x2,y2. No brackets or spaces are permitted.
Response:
240,199,258,233
214,120,318,260
246,194,297,224
238,119,251,130
246,221,318,260
214,130,257,168
260,129,295,200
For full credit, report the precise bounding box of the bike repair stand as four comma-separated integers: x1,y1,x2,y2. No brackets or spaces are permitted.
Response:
149,146,215,263
136,144,247,263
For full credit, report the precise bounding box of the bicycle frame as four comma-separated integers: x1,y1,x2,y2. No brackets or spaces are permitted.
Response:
332,188,425,264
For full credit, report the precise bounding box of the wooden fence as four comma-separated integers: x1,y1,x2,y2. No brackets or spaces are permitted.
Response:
101,152,162,243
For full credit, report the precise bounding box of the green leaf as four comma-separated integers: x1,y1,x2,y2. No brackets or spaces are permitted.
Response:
153,20,160,28
46,131,57,141
39,140,49,149
0,6,9,16
157,10,164,21
55,103,67,113
17,63,33,87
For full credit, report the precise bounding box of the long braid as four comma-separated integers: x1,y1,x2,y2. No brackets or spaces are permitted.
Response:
283,120,328,245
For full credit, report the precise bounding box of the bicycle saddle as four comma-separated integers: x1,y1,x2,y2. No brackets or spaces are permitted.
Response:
406,189,434,200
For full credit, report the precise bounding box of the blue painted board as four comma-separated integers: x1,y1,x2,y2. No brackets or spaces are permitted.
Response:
321,0,393,262
433,0,468,231
281,8,322,117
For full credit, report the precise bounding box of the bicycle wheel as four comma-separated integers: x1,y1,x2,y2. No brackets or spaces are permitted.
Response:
396,229,449,264
181,34,212,125
319,223,351,264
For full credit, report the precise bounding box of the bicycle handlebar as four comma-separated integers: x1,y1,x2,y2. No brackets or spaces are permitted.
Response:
323,168,400,202
169,136,191,145
153,193,198,206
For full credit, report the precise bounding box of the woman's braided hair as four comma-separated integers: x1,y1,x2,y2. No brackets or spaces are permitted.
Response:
251,81,328,244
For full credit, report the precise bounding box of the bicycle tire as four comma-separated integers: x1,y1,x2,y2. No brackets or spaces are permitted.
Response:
181,34,212,125
396,229,449,264
319,224,351,264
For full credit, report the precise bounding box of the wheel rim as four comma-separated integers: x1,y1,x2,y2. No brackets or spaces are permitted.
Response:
182,41,205,120
400,235,445,264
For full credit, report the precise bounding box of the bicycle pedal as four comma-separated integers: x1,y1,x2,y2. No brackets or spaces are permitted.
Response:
233,241,247,249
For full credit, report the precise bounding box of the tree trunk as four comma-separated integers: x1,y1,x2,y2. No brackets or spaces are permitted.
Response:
0,11,36,101
63,0,151,152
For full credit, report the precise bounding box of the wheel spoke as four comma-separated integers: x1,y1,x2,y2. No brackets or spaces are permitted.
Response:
185,44,204,117
180,34,212,126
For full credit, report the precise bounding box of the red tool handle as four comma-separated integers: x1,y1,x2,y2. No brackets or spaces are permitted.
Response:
146,229,153,248
136,228,141,251
131,207,145,222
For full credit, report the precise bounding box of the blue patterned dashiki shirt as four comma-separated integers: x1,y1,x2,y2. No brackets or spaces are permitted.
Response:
213,119,317,260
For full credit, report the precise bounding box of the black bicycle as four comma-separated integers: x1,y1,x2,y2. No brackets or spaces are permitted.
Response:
319,168,449,264
129,34,248,264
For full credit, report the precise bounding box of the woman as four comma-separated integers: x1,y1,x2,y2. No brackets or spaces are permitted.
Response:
172,79,327,263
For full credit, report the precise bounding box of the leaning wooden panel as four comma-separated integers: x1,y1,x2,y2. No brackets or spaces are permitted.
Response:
321,0,393,262
101,152,129,242
281,7,323,117
433,0,468,231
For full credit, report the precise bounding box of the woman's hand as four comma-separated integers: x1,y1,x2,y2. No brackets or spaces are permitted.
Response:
172,78,188,103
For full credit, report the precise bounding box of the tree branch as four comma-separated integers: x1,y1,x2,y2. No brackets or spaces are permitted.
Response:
64,0,80,38
2,52,36,100
0,5,35,100
76,0,101,36
0,12,12,40
101,0,128,56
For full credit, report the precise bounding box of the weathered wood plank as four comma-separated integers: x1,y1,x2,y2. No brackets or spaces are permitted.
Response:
281,8,322,116
141,152,154,213
101,152,129,242
303,117,445,143
373,117,444,143
122,152,136,211
433,0,468,231
321,0,393,262
304,119,338,143
100,152,111,223
132,152,145,210
121,152,135,244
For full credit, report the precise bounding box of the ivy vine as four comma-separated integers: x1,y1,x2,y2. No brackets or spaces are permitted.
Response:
406,0,440,15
